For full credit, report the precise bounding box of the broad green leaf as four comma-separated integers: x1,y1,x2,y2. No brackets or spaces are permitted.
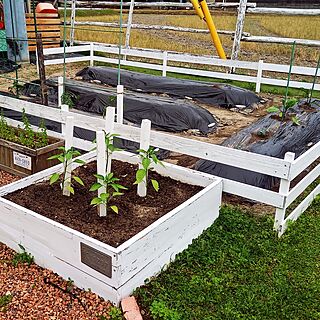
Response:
107,172,114,180
57,146,66,151
67,186,74,195
91,197,102,206
110,205,118,214
47,154,62,160
151,154,159,164
65,152,73,161
74,159,85,164
90,183,102,191
135,169,146,184
112,192,124,197
267,106,280,113
151,179,159,192
49,173,60,185
100,193,109,201
142,157,151,170
58,156,65,163
74,176,84,186
94,174,105,180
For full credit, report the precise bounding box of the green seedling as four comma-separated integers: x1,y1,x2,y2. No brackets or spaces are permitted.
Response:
134,147,164,193
12,244,34,267
90,172,127,214
48,147,85,195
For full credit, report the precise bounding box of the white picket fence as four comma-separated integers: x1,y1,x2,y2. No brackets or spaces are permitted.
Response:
0,94,319,235
42,43,320,93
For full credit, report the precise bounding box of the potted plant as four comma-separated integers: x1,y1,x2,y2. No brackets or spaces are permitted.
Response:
0,109,64,176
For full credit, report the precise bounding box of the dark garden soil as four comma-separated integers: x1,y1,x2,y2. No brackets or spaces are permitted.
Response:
5,160,202,247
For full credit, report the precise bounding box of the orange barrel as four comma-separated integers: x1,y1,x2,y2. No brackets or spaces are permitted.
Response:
36,3,58,14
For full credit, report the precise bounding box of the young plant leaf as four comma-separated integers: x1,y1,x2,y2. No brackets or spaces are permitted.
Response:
90,183,102,192
110,205,119,214
267,106,280,113
73,176,84,186
151,179,159,192
291,115,301,126
142,157,151,170
49,173,60,185
91,197,102,206
135,169,146,184
74,159,86,164
67,186,75,195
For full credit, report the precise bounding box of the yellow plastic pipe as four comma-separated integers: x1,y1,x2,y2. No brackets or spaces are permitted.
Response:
190,0,205,20
194,0,227,59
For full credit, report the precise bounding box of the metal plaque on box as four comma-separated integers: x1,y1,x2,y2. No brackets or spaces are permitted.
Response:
80,242,112,278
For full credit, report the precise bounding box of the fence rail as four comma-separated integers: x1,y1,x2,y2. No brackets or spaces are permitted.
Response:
0,94,319,236
43,43,320,93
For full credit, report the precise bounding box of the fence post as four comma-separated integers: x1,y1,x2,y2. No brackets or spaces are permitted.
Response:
90,42,94,67
63,115,74,197
125,0,135,50
58,76,64,108
61,104,69,136
70,0,76,46
96,130,107,217
231,0,247,64
255,59,263,93
137,119,151,197
162,51,168,77
105,107,115,174
274,152,295,235
116,85,124,124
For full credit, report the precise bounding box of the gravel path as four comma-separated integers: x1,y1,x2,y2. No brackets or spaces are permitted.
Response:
0,243,113,319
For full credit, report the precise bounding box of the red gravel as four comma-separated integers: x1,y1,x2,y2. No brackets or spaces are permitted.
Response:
0,170,20,187
0,243,113,320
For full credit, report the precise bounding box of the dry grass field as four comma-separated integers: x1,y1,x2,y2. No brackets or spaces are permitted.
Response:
65,10,320,65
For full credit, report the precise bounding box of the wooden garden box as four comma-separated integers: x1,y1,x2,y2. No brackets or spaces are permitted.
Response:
0,151,222,304
0,136,64,177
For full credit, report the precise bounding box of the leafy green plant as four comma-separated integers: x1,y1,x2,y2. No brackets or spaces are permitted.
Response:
61,91,76,108
107,306,123,320
150,300,181,320
267,42,300,125
0,293,12,312
90,172,127,214
8,80,24,96
48,147,85,195
267,97,299,124
0,109,49,148
12,244,34,267
134,147,164,193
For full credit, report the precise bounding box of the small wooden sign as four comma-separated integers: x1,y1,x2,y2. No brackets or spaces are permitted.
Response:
13,151,32,170
80,242,112,278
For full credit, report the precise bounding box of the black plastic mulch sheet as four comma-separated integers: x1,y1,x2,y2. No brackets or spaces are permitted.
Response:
76,66,262,108
46,78,217,134
196,99,320,189
0,59,20,74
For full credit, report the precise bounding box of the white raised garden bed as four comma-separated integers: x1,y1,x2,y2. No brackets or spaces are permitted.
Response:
0,150,222,304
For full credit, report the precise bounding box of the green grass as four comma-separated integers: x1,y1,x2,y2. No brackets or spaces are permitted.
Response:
59,9,115,18
135,199,320,320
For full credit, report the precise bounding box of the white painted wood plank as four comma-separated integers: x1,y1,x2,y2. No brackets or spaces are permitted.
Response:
247,8,320,16
286,163,320,207
279,184,320,236
117,180,222,285
44,56,91,66
262,62,317,76
291,141,320,179
222,178,285,208
43,44,91,55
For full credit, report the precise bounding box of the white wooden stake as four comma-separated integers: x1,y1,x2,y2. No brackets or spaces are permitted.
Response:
255,59,263,93
58,76,64,108
61,104,69,136
274,152,295,234
96,130,107,217
63,116,74,197
116,85,124,124
162,51,168,77
105,107,115,174
90,42,94,67
231,0,247,70
125,0,135,50
137,119,151,197
70,0,76,46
